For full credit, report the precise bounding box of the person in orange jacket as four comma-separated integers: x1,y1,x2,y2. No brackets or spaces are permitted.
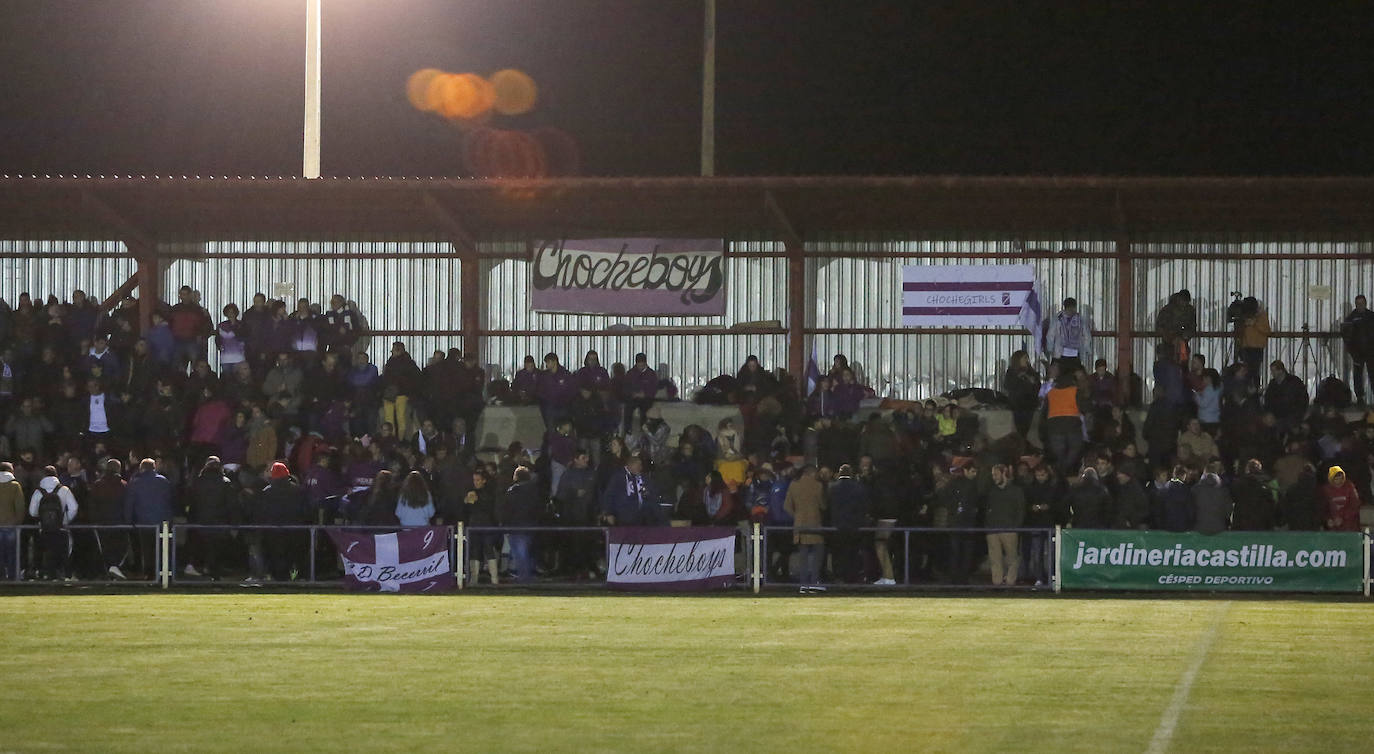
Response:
1320,466,1363,532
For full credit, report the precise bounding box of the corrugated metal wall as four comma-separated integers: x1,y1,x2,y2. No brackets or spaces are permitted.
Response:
5,230,1371,400
1133,237,1374,391
0,239,135,306
162,240,460,370
810,233,1117,399
480,238,788,395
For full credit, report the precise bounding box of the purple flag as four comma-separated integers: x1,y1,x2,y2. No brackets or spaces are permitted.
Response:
326,527,454,593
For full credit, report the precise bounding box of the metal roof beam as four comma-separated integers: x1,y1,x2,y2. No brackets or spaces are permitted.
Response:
422,191,477,253
763,190,803,249
80,190,155,256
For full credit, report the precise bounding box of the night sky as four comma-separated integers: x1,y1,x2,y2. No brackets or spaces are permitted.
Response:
1,0,1371,177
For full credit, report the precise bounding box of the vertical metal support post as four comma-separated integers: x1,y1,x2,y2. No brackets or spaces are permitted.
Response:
786,244,806,395
456,522,466,589
903,531,910,585
700,0,716,177
136,256,159,334
12,526,20,581
303,0,322,179
1114,238,1134,402
1052,526,1062,593
460,251,481,361
751,523,761,594
309,525,317,583
1364,528,1370,598
160,522,171,589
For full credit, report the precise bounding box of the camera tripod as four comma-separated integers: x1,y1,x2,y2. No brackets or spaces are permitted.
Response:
1286,323,1336,380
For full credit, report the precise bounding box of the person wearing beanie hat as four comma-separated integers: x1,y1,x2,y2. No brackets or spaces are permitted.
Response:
249,460,307,582
1320,465,1362,532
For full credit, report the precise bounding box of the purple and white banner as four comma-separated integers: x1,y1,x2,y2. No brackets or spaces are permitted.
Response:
606,527,736,591
531,238,726,316
901,265,1041,339
326,527,454,593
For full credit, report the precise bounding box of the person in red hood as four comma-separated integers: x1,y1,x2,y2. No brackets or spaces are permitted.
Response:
1320,466,1363,532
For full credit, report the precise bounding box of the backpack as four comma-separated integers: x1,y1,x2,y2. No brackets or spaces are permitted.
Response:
37,487,65,533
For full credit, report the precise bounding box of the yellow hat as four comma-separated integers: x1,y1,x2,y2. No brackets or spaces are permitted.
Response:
1328,466,1345,483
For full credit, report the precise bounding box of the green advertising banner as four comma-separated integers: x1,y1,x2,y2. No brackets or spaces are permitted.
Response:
1059,530,1366,593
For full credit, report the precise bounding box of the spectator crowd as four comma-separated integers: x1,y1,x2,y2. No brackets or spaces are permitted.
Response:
0,283,1370,589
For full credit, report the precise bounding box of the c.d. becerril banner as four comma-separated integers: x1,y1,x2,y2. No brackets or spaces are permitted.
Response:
326,527,454,593
531,238,725,316
1059,529,1365,593
606,527,736,591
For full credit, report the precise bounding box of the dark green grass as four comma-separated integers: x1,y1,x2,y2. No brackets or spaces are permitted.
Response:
0,594,1369,752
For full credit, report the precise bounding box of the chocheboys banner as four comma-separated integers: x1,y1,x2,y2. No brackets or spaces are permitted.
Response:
901,265,1041,339
606,527,736,591
1059,529,1365,593
531,238,726,316
326,527,454,593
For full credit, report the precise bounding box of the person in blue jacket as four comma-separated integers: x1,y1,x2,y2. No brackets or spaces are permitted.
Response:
599,456,668,526
124,458,174,577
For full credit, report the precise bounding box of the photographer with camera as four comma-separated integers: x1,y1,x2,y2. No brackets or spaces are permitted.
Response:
1340,294,1374,405
1156,289,1197,365
1231,294,1270,388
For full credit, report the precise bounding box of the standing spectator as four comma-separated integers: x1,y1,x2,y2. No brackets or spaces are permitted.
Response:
288,298,320,360
85,459,129,580
216,304,247,371
1022,465,1062,586
28,465,78,580
168,285,213,370
464,468,502,585
0,462,24,580
536,353,578,428
1156,289,1198,364
783,465,826,591
1045,297,1094,375
599,456,667,526
831,368,872,422
395,471,435,527
1340,295,1374,405
1191,470,1233,535
806,375,837,421
1231,459,1278,531
1067,467,1111,529
1044,372,1084,476
1111,465,1150,530
83,378,118,448
503,466,542,582
322,295,363,354
622,353,658,434
827,464,870,584
382,341,422,397
984,464,1026,586
1003,350,1041,439
124,458,173,576
187,457,237,580
569,385,607,467
1194,369,1223,434
1280,465,1322,531
263,352,305,419
5,398,54,460
1321,466,1363,532
1238,297,1270,387
251,462,308,581
1263,360,1309,432
554,450,599,579
1153,466,1194,532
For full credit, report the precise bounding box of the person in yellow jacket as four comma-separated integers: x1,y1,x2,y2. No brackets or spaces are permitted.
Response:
1238,296,1270,387
0,462,25,580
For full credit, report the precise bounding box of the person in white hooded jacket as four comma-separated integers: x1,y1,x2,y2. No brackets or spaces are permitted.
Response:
27,466,78,580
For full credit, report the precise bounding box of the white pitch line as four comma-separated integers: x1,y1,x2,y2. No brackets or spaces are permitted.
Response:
1145,601,1231,754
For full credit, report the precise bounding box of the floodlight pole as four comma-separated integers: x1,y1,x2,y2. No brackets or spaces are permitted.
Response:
700,0,716,177
304,0,322,179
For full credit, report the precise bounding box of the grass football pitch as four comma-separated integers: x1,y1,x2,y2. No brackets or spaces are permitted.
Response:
0,593,1370,753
